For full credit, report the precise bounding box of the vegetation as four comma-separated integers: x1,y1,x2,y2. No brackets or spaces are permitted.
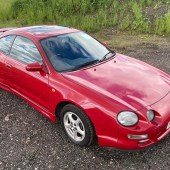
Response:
0,0,170,34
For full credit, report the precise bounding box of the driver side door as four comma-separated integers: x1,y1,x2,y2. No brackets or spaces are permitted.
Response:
4,35,49,111
0,35,15,88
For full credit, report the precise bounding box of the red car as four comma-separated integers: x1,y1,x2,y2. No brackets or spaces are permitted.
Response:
0,26,170,150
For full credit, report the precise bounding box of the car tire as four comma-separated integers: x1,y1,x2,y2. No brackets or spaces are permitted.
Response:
60,104,94,146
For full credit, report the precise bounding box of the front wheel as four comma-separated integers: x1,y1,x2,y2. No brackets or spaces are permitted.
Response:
60,104,94,146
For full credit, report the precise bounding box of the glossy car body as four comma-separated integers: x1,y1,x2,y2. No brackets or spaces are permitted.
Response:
0,26,169,150
0,28,16,35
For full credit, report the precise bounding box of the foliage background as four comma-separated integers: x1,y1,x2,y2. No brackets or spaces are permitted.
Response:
0,0,170,34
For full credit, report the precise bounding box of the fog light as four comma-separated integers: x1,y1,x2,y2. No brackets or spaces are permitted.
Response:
128,134,148,140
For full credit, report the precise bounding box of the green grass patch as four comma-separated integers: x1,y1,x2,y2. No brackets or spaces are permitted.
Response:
0,0,170,35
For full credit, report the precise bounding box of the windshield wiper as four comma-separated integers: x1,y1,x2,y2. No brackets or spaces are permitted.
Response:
63,52,116,72
99,51,116,62
73,59,99,71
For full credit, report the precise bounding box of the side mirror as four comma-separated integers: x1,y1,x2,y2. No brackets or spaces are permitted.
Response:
26,62,43,72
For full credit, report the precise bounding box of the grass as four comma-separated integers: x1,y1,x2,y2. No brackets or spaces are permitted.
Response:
0,0,170,35
0,0,15,19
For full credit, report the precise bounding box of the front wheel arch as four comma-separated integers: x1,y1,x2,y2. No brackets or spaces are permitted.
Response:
55,101,71,121
55,101,98,143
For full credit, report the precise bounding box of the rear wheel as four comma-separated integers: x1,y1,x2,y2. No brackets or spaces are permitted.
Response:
60,104,94,146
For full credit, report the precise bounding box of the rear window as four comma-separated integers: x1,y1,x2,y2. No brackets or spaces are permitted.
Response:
0,35,15,55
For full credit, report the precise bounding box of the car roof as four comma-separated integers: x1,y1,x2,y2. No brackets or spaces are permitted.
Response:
0,28,16,32
3,25,80,40
0,28,17,35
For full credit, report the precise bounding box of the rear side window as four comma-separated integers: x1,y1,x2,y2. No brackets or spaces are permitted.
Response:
0,35,15,55
10,36,43,64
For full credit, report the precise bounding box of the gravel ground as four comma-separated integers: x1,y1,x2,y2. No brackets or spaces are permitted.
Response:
0,35,170,170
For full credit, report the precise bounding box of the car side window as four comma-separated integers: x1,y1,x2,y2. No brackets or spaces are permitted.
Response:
0,35,15,55
10,36,43,64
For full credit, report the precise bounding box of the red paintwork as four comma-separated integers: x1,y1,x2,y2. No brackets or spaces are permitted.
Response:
0,28,16,35
0,26,170,150
26,62,44,72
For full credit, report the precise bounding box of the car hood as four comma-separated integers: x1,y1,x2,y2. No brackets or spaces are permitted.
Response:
62,54,170,111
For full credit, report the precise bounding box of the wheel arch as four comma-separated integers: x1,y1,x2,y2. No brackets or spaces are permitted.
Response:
55,101,71,121
55,100,98,142
55,100,92,122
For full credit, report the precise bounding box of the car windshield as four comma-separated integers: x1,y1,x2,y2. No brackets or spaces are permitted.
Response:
41,32,115,72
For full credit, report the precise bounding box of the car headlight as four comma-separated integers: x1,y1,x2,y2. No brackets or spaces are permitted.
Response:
117,111,138,126
147,110,155,122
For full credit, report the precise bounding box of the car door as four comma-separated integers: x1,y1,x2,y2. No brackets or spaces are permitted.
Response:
4,35,49,111
0,52,6,87
0,35,15,87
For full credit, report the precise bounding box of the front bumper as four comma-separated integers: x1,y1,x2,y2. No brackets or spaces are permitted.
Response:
116,120,170,150
116,91,170,150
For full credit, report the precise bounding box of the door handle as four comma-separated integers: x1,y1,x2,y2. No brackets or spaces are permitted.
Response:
6,63,12,68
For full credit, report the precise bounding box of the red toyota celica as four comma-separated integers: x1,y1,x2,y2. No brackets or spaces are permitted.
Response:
0,26,169,150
